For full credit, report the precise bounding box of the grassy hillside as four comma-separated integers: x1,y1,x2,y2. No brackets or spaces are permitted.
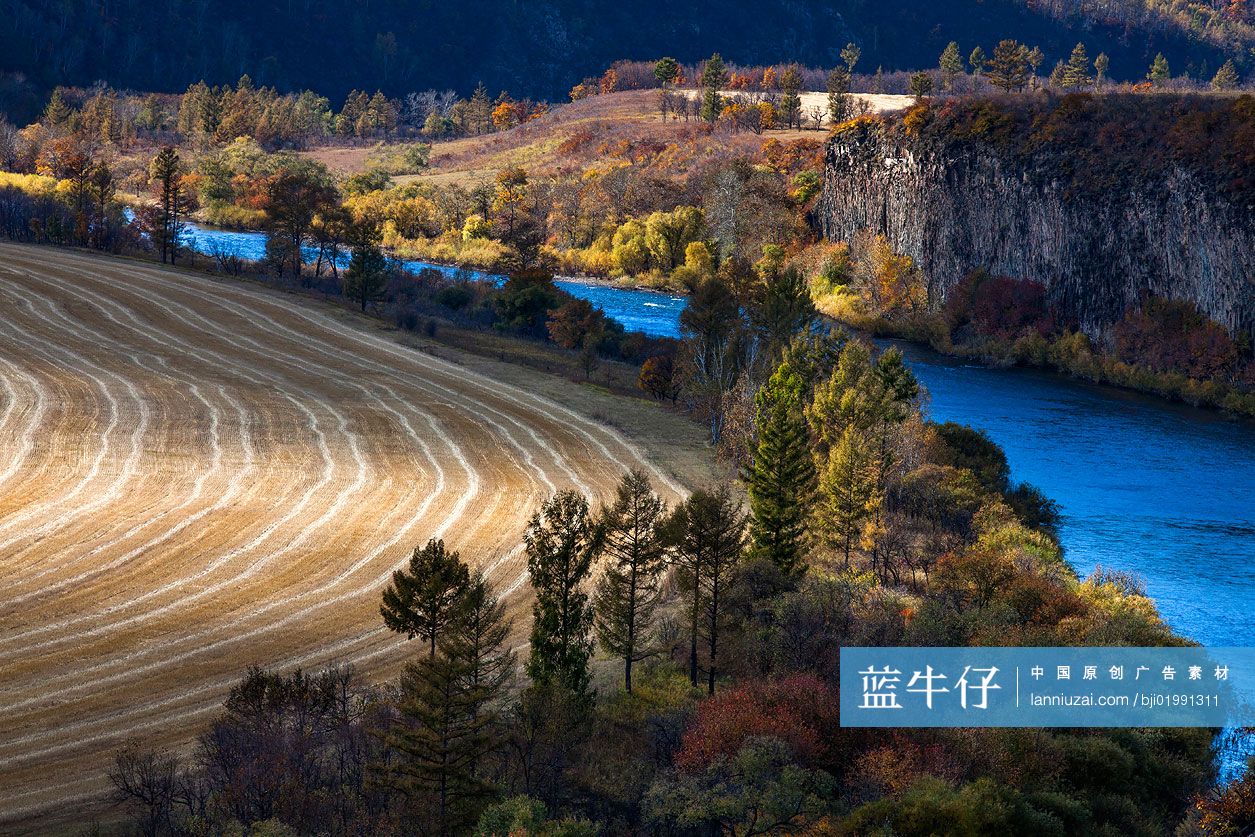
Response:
302,89,903,188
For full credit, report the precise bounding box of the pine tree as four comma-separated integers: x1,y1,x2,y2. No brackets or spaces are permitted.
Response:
1212,59,1240,91
1062,43,1093,88
745,364,815,579
452,572,515,701
986,40,1030,92
1148,53,1171,86
1048,60,1068,90
592,471,666,693
469,83,493,135
88,161,115,249
525,491,596,701
197,86,224,139
909,72,934,100
662,487,746,695
939,42,964,90
1027,46,1045,84
874,346,920,422
654,57,680,87
816,425,878,570
752,266,818,356
381,538,471,658
43,87,73,130
392,571,512,835
780,64,803,129
806,339,876,452
148,146,193,265
700,54,728,123
344,236,389,312
826,67,851,123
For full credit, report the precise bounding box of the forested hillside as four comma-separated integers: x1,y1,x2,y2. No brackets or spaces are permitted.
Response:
1,0,1250,120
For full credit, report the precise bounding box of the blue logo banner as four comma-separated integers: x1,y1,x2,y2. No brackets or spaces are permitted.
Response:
839,647,1255,727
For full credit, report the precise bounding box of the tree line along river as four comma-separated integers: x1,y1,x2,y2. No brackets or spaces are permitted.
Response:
180,221,1255,653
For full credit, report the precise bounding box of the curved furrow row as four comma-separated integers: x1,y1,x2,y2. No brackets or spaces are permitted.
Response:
67,249,677,498
0,264,486,657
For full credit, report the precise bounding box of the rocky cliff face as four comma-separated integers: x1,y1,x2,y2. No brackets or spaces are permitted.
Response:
816,116,1255,340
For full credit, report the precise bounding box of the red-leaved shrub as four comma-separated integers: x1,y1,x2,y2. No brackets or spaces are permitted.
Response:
673,674,838,773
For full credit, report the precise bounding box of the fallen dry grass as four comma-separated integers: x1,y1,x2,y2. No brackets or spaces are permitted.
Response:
0,243,715,831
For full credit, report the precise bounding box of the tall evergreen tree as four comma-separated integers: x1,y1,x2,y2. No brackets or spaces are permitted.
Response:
969,47,987,78
468,83,493,134
525,491,596,701
826,66,851,124
391,571,512,835
1148,53,1171,86
874,347,920,423
663,487,746,695
149,146,193,265
752,266,818,358
1062,42,1093,88
344,234,389,312
840,42,862,74
653,57,680,87
986,40,1030,92
43,87,73,130
381,538,471,658
939,42,964,90
1026,46,1045,84
1048,60,1068,89
1212,59,1240,90
781,330,846,395
745,364,815,579
816,425,878,570
700,54,728,123
452,572,515,702
779,64,803,129
806,339,878,451
909,72,935,100
592,471,666,693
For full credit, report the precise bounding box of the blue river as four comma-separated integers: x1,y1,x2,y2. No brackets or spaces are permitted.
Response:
181,222,1254,651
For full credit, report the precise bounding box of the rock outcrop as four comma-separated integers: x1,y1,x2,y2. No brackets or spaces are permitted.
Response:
815,106,1255,339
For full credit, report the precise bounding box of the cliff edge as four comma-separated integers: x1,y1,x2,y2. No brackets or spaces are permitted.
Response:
815,94,1255,339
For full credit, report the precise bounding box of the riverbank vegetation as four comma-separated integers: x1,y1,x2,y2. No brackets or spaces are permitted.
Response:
110,315,1233,835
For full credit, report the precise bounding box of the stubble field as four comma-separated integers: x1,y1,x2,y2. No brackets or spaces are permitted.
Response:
0,243,703,830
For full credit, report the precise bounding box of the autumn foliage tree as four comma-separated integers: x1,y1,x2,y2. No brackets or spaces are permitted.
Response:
261,160,338,280
546,297,608,378
1113,297,1239,380
673,675,839,773
637,354,680,403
